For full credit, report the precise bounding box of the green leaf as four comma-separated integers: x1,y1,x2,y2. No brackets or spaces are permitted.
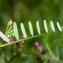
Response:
5,20,13,37
6,20,13,32
13,22,19,40
0,31,9,42
20,23,27,38
8,19,13,26
28,21,34,36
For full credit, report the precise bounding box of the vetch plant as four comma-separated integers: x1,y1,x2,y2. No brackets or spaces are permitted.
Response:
0,19,62,43
0,19,63,63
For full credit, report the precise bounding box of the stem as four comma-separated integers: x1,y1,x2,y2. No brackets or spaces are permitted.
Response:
0,34,45,48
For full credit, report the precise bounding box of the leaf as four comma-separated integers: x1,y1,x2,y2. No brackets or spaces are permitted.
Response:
8,26,13,32
0,31,9,42
20,23,27,38
36,21,41,34
56,22,62,32
28,21,34,36
5,20,13,37
13,22,19,40
43,20,48,33
6,20,13,32
50,21,55,32
8,19,13,26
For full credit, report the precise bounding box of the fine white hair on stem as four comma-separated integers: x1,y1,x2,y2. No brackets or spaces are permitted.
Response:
50,21,55,32
28,21,34,36
20,23,27,38
36,21,41,34
56,22,62,32
43,20,48,33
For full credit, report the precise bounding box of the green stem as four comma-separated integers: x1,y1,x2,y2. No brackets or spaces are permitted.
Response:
0,34,45,48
